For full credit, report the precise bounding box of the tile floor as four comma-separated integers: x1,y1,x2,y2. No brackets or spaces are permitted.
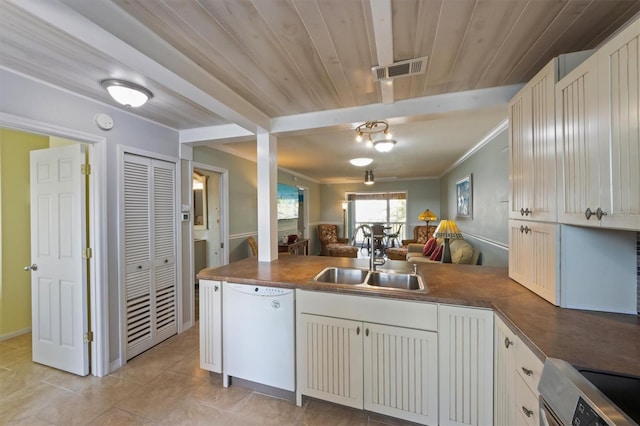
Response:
0,325,418,425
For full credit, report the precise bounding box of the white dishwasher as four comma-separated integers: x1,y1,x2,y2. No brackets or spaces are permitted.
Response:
222,282,295,391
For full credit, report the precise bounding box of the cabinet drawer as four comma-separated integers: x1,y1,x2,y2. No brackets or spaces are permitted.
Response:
515,376,539,426
516,339,544,395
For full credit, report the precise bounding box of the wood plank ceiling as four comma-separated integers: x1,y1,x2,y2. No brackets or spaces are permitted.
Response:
1,0,639,181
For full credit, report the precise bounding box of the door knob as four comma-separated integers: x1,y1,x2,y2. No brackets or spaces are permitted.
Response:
23,264,38,271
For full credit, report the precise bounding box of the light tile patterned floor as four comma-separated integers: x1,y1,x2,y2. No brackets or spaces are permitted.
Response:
0,325,418,425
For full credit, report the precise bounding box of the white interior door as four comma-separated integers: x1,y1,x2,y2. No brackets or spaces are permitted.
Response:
29,144,88,376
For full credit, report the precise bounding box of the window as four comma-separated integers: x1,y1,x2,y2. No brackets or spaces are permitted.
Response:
348,192,406,246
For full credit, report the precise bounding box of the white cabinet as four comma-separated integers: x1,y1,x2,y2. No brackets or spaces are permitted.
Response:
199,279,222,373
438,305,494,426
494,315,544,426
508,220,559,305
557,17,640,230
597,19,640,230
509,59,558,222
494,316,517,426
556,53,603,227
296,290,439,425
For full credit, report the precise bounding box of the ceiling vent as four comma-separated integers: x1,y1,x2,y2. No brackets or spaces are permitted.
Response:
371,56,428,82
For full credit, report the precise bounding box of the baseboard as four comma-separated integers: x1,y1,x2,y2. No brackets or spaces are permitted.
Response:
109,358,123,373
0,327,31,341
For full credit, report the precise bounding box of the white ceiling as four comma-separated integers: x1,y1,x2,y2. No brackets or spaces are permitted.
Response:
1,0,639,183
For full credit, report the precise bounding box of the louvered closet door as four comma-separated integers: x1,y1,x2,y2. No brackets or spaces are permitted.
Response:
123,154,176,359
152,160,177,343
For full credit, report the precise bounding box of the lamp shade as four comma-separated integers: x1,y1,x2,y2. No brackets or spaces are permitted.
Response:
433,220,463,240
418,209,438,222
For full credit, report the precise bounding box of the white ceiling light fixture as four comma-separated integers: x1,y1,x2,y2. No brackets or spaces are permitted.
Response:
101,79,153,107
374,139,396,153
350,158,373,167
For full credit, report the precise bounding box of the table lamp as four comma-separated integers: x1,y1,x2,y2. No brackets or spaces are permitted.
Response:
418,209,438,238
433,220,463,263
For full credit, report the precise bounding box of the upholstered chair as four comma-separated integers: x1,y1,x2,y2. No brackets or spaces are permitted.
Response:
317,224,351,256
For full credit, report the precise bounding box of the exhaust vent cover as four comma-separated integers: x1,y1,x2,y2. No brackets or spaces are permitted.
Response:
372,56,428,82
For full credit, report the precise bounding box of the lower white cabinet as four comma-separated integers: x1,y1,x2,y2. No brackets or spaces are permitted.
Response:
438,305,494,426
494,315,544,426
296,290,439,425
199,279,222,373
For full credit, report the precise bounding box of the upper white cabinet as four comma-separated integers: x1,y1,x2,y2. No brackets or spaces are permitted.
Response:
597,20,640,230
557,18,640,230
509,60,558,222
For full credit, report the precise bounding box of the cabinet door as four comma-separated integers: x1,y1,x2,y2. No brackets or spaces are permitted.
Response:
556,54,602,227
363,323,438,425
297,314,363,409
439,305,494,426
199,280,222,373
494,316,517,426
509,60,557,222
598,19,640,230
508,220,532,286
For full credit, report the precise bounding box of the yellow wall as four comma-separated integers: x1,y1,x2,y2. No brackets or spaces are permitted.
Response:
0,129,49,336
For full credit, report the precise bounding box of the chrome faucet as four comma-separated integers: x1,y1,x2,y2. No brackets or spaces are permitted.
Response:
368,227,387,272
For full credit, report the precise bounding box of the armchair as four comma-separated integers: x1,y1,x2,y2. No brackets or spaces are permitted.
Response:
318,224,351,256
401,225,436,245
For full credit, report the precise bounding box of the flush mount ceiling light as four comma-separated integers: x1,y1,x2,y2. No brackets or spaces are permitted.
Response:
101,79,153,108
373,139,397,153
354,120,392,143
364,170,375,185
349,157,373,167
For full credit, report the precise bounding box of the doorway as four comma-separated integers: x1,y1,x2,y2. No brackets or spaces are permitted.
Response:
0,126,105,376
192,163,228,322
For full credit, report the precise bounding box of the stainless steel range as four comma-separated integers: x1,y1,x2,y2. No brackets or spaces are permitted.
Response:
539,358,639,426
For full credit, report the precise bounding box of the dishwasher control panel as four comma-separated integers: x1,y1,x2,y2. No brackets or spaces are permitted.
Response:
226,283,293,297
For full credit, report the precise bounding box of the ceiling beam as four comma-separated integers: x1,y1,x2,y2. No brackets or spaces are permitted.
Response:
13,0,270,132
270,84,523,134
179,124,254,144
370,0,394,104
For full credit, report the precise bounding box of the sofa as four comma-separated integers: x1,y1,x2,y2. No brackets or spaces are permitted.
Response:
385,225,436,260
406,238,480,265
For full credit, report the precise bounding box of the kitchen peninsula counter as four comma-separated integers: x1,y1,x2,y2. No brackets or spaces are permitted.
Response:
197,255,640,378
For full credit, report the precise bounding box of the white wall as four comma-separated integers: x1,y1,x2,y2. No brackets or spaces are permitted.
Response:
0,68,181,364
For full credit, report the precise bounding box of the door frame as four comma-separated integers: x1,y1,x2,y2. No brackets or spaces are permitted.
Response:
0,112,108,377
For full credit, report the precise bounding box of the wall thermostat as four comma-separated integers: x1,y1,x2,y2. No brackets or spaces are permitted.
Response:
94,113,114,131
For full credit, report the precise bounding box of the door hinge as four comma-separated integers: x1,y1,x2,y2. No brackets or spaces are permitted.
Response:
83,247,93,259
220,242,224,249
81,164,92,175
84,331,94,343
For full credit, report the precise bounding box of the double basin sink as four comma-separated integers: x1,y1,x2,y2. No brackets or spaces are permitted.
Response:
310,267,426,291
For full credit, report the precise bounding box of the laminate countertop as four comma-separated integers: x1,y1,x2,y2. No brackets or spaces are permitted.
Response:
197,255,640,378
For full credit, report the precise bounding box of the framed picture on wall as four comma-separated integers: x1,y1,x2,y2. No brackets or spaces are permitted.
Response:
456,174,472,219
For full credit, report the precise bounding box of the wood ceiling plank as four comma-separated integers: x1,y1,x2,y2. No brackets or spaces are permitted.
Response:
196,0,322,115
113,0,289,118
474,0,566,89
291,0,357,107
315,0,378,107
251,0,346,111
421,0,476,96
444,0,529,93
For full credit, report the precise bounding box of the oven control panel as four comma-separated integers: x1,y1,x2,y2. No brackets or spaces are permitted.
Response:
572,397,610,426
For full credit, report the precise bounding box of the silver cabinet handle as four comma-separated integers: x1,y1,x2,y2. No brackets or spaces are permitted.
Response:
504,337,513,348
356,326,360,335
595,207,607,220
214,285,219,292
520,225,531,234
23,264,38,272
522,406,533,417
520,208,525,216
521,366,533,376
585,208,593,220
520,208,532,216
365,328,369,337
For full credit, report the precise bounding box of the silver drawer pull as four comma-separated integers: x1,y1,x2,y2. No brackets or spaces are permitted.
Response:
522,406,533,417
504,337,513,348
521,366,533,376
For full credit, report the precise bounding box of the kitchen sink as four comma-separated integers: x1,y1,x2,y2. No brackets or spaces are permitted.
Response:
366,271,424,290
309,267,426,291
311,267,369,284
